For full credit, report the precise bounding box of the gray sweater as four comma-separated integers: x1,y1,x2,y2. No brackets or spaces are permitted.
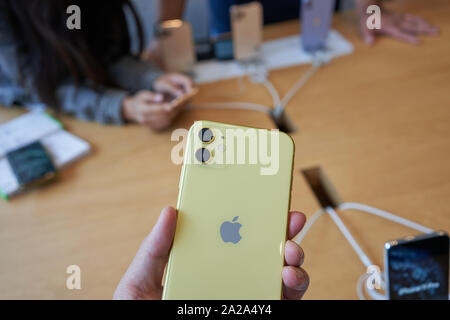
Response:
0,3,163,125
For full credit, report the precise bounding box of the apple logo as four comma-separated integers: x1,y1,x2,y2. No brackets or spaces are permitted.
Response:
220,216,242,244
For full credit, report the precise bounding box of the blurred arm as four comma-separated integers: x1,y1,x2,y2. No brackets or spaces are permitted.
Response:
107,55,164,92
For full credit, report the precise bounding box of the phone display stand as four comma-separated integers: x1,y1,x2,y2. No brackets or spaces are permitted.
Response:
193,30,353,84
298,166,436,300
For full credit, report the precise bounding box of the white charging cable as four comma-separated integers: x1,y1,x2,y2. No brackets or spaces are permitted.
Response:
294,208,325,244
191,101,271,114
241,58,282,109
326,206,373,267
191,52,326,120
191,59,276,115
294,206,383,299
294,202,437,300
261,80,281,108
271,52,327,120
337,202,439,300
338,202,434,234
277,63,320,109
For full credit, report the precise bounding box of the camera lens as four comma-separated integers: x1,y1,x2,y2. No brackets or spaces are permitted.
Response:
199,128,214,143
195,148,211,163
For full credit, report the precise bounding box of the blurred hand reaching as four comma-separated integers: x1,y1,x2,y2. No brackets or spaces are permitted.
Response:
356,0,438,45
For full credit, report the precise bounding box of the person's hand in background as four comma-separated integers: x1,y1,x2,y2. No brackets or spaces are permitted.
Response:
154,73,193,98
356,0,438,45
122,91,179,131
113,207,310,300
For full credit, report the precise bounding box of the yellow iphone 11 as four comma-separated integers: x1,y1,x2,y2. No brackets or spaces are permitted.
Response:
162,121,294,299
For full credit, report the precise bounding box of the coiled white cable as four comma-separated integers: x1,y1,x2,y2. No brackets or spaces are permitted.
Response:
357,273,387,300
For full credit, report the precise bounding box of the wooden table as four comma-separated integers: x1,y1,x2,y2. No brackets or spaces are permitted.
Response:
1,0,449,299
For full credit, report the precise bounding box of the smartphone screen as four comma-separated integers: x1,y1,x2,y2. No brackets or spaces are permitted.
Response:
6,141,56,188
385,232,449,300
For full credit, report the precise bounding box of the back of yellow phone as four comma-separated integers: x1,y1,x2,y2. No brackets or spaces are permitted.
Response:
162,121,294,299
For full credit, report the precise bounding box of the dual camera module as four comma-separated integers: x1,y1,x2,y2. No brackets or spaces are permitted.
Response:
195,128,214,163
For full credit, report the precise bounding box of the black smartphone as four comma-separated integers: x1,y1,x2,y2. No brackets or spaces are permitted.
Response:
385,231,449,300
212,33,234,60
6,141,56,191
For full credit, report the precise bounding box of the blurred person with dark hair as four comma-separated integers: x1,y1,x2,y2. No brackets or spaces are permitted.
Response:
0,0,193,131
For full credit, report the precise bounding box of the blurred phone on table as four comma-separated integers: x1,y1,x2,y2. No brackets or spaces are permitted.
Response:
156,20,196,73
300,0,335,52
230,1,263,61
385,231,449,300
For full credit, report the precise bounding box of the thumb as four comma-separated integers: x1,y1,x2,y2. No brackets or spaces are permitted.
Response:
114,207,177,299
140,91,164,103
142,206,177,282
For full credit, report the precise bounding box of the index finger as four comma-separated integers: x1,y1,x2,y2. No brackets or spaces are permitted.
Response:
403,14,439,34
382,24,420,44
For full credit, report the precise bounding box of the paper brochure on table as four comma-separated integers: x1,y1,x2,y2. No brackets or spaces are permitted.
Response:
193,30,354,84
0,111,90,198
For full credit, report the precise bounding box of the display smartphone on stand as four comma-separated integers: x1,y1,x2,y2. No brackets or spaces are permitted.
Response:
230,2,263,61
300,0,335,52
162,121,294,299
155,20,196,73
385,231,449,300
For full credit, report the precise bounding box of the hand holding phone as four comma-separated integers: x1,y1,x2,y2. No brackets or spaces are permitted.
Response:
121,91,174,131
154,73,194,98
113,206,309,300
167,87,199,110
154,73,197,110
